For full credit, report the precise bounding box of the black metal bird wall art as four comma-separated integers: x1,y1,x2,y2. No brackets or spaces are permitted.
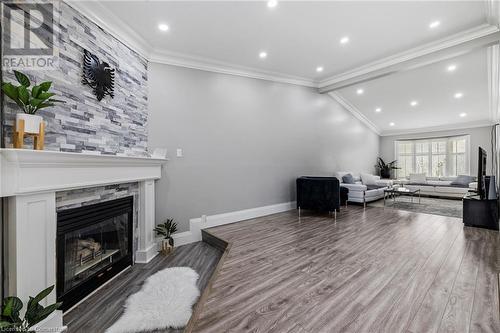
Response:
82,49,115,101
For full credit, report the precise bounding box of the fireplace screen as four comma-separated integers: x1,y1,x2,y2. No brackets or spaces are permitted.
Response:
57,196,133,311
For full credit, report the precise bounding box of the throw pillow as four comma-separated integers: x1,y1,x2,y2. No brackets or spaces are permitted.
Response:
409,173,426,184
451,175,474,186
360,173,377,185
342,174,355,184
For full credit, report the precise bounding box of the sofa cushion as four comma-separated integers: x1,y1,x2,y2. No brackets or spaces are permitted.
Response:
360,173,378,185
435,186,470,194
409,173,426,184
426,180,452,186
342,173,355,184
451,175,475,186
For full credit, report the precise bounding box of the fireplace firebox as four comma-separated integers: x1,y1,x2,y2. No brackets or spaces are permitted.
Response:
57,196,133,311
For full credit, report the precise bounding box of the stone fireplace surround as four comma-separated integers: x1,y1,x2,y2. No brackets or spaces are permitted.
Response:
0,148,167,331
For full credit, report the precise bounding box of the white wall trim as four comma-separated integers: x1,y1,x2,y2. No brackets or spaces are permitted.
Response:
328,92,381,135
172,231,196,247
380,120,495,137
318,24,500,92
135,243,159,264
149,50,317,87
171,201,296,245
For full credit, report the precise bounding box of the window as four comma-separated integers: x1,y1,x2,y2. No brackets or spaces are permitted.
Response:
395,135,470,178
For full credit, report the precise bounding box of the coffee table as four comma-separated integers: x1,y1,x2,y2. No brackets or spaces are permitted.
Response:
384,187,421,206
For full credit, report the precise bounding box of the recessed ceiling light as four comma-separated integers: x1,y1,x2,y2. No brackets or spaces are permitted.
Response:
454,92,463,99
429,20,441,29
340,36,350,44
447,64,457,72
316,66,324,73
375,107,382,113
389,122,395,126
410,100,418,107
158,23,169,32
356,88,364,95
259,51,267,59
459,112,467,118
267,0,278,8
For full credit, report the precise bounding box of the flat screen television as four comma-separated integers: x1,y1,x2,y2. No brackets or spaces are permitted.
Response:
478,147,487,199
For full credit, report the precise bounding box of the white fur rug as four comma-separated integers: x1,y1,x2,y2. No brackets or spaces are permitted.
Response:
105,267,200,333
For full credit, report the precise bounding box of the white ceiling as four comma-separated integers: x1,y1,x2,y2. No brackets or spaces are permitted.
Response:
73,1,497,134
78,0,487,81
336,47,490,135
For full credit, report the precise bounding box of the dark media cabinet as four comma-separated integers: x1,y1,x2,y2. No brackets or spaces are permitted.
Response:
463,195,499,231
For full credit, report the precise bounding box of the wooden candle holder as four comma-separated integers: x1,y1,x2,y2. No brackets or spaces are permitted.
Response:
13,119,45,150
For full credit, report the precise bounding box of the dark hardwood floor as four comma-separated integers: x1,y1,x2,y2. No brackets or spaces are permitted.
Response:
64,241,223,333
192,206,500,333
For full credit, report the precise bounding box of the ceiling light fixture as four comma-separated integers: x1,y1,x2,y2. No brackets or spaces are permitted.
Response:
158,23,169,32
267,0,278,8
259,51,267,59
429,20,441,29
389,122,395,126
459,112,467,118
356,88,364,95
316,66,324,73
410,100,418,107
447,64,457,72
454,92,463,99
375,107,382,113
340,36,350,44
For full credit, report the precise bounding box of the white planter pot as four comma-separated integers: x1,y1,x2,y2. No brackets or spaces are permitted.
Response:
16,113,43,134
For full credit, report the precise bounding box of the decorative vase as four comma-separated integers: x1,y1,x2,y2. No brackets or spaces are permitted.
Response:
380,169,391,179
160,237,174,255
16,113,43,134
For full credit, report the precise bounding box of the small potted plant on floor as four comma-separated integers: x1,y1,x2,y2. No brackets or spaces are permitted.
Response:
0,285,63,332
154,218,178,255
375,157,400,179
1,70,64,142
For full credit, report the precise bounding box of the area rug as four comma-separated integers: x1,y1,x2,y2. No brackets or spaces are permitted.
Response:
105,267,200,333
369,196,463,218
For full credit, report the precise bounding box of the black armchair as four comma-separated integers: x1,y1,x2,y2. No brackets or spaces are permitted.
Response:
296,176,341,219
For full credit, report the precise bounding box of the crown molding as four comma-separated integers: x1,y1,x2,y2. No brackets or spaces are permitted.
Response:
318,24,500,93
328,92,381,135
380,120,496,137
149,49,317,87
65,0,152,59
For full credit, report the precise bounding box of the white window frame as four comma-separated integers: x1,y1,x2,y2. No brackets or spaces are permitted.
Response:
394,135,470,178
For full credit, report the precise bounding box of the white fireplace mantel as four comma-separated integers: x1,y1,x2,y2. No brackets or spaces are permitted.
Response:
0,148,167,197
0,149,167,332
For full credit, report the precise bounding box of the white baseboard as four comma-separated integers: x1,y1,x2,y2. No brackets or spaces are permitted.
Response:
186,201,296,243
135,243,159,264
172,231,196,246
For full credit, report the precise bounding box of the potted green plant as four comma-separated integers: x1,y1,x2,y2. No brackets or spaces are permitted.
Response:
154,218,178,255
375,157,400,179
1,71,64,134
0,285,62,332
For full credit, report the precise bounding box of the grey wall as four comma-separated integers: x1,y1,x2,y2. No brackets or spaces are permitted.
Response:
379,126,494,176
148,63,379,232
2,2,148,156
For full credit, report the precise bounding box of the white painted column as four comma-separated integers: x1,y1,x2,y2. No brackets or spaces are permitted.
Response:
6,191,64,330
135,179,158,263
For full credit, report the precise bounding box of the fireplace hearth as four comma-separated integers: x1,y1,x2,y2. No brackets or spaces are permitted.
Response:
57,196,134,311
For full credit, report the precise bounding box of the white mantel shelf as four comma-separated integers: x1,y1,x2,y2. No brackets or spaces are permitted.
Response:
0,148,167,197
